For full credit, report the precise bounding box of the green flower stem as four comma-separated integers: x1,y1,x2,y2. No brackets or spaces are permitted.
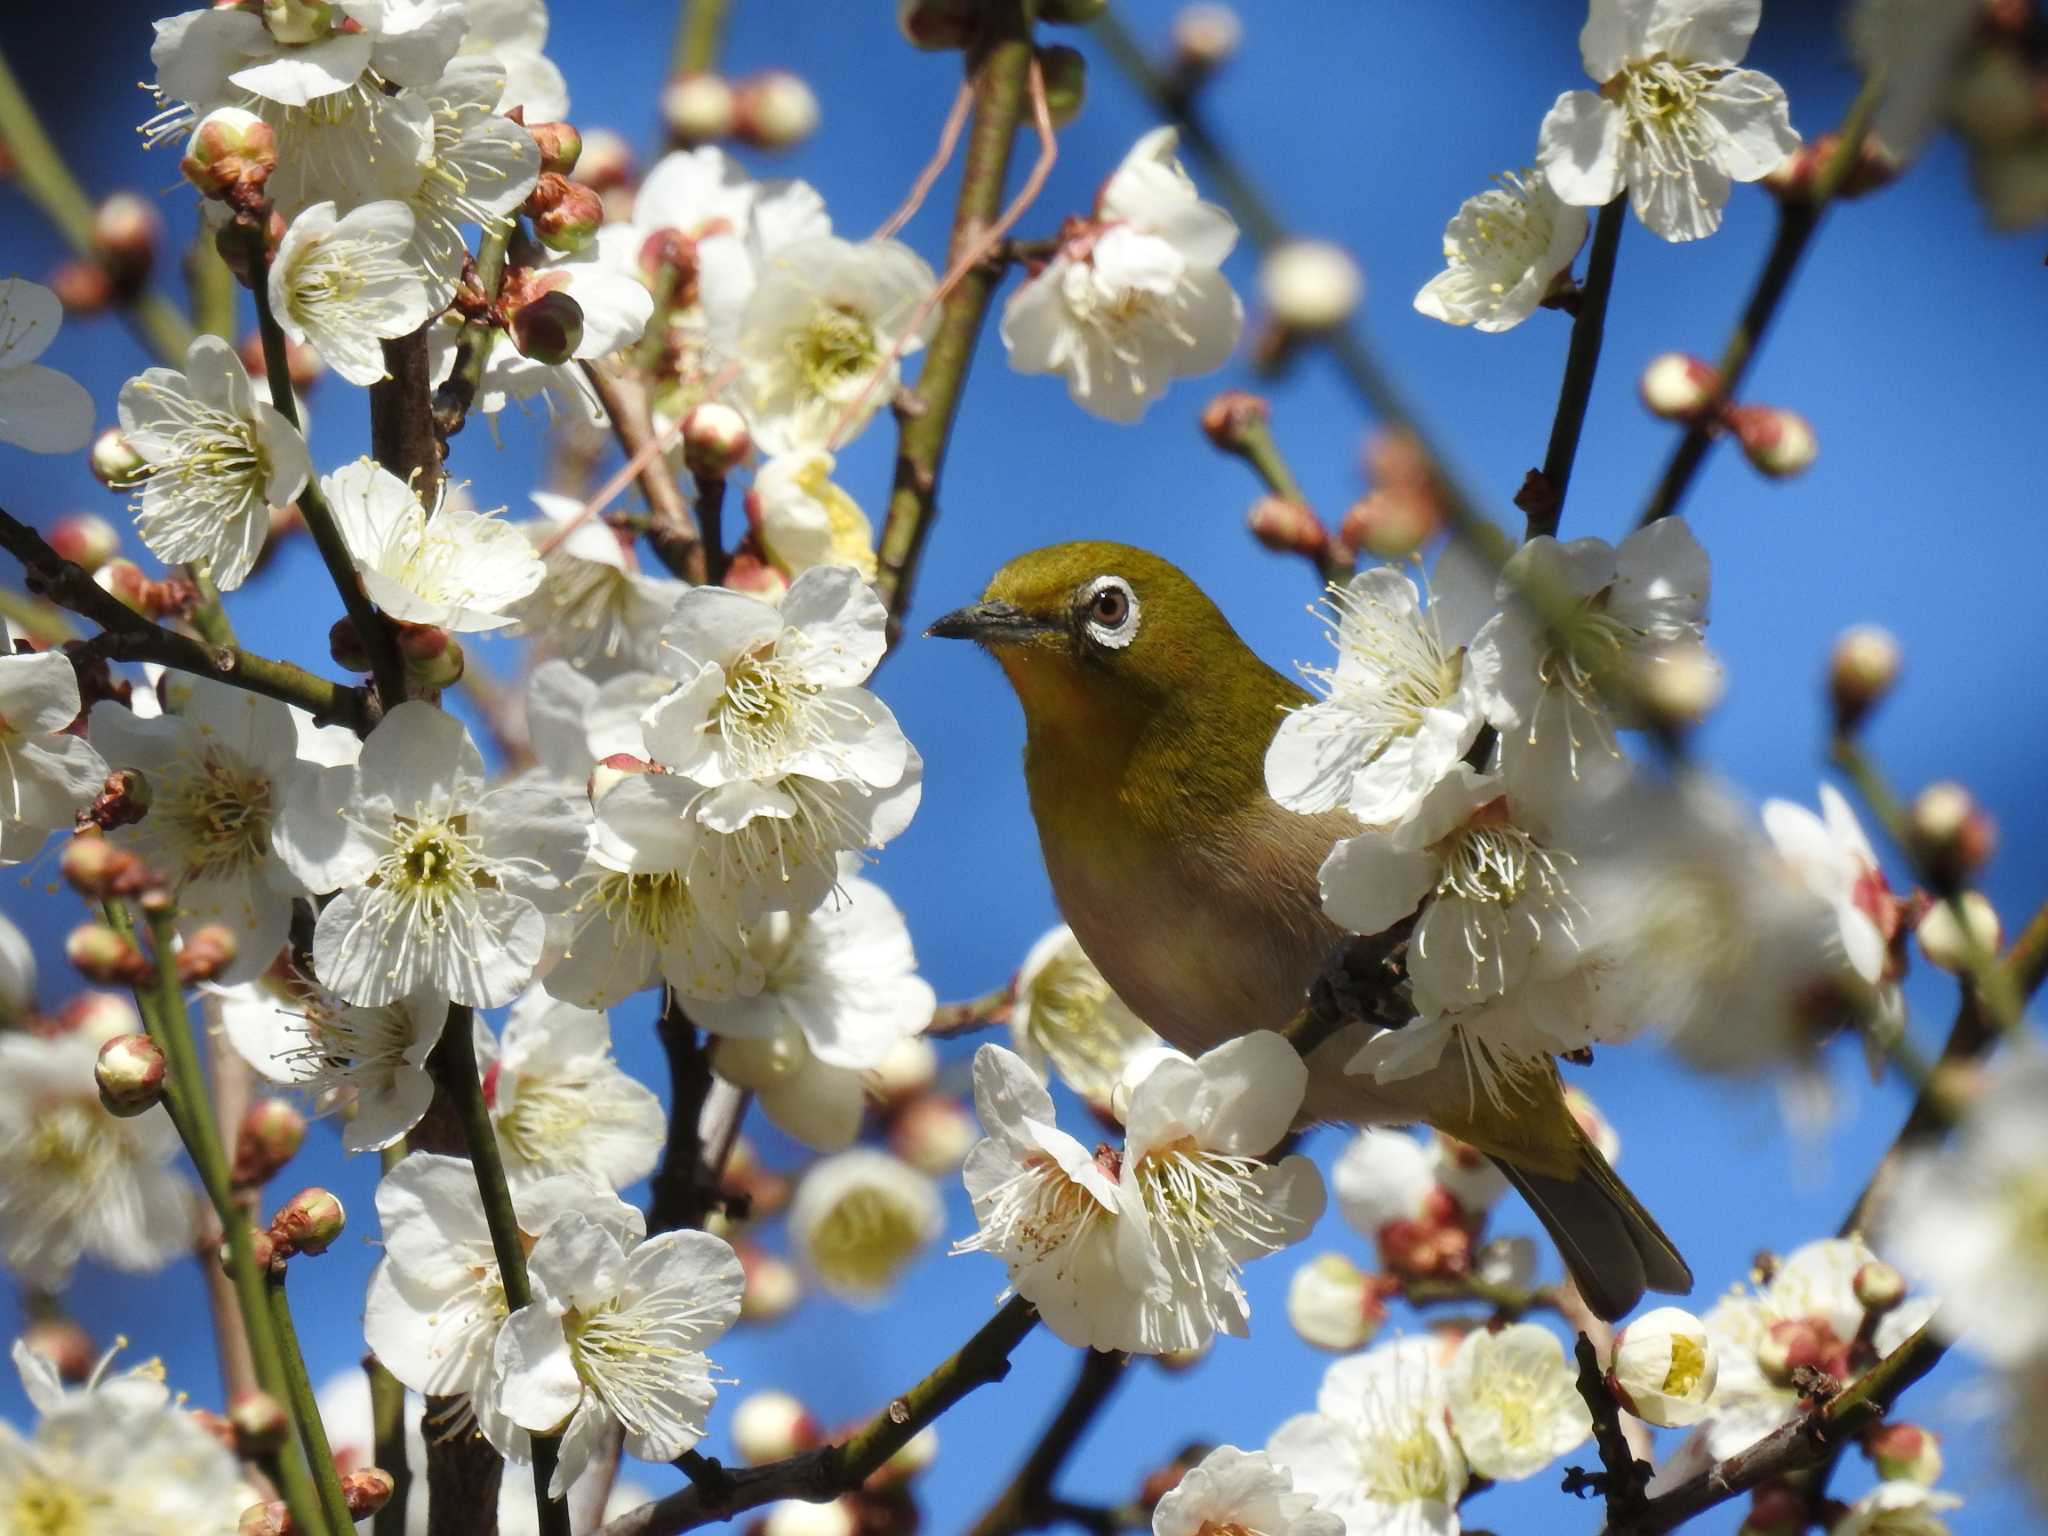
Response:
368,1352,411,1536
267,1270,360,1536
0,43,196,364
431,1007,570,1536
1637,74,1887,527
431,231,510,440
873,0,1037,641
1529,196,1627,540
240,221,409,714
132,901,330,1536
672,0,731,79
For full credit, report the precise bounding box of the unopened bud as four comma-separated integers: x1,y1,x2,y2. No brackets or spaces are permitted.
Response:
1764,131,1898,203
1728,404,1817,479
228,1389,291,1457
96,1033,167,1116
67,924,149,986
1636,639,1724,728
96,559,150,615
1640,352,1720,421
897,0,975,49
1287,1252,1387,1352
61,834,146,899
1172,4,1243,78
718,548,788,600
235,1098,308,1187
238,1499,292,1536
526,120,582,176
228,1225,279,1277
90,428,146,490
270,1187,345,1256
1853,1259,1906,1313
1260,241,1364,333
176,923,238,984
1340,490,1437,562
577,128,635,193
328,617,372,674
1200,389,1270,452
20,1319,96,1383
342,1469,396,1520
732,1389,818,1464
588,751,656,803
1608,1306,1719,1427
1864,1421,1943,1485
663,73,736,146
1908,781,1994,892
47,513,120,572
532,181,603,253
763,1499,859,1536
239,330,324,395
1034,47,1087,129
48,260,114,315
869,1034,937,1105
1828,624,1901,734
683,400,752,479
1737,1482,1807,1536
740,1247,802,1323
887,1093,977,1174
735,71,821,150
1248,496,1329,562
393,622,464,690
1917,889,2001,974
59,991,145,1042
180,107,278,202
91,193,162,292
214,208,287,286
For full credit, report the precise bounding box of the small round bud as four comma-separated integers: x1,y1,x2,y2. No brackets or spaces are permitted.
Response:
532,182,603,253
1636,639,1725,728
739,1246,802,1323
1173,4,1243,76
81,768,153,835
66,924,149,986
1864,1421,1943,1486
897,0,975,49
342,1468,396,1520
1607,1306,1719,1427
588,752,657,803
886,1093,977,1174
1200,389,1271,452
91,192,162,292
234,1098,308,1187
1908,781,1994,892
718,549,789,600
1259,241,1364,333
683,400,752,479
328,617,372,675
1736,1483,1806,1536
1286,1252,1386,1352
1757,1316,1847,1387
96,1033,167,1117
1339,490,1435,562
270,1187,346,1256
868,1034,937,1106
735,71,820,151
1247,496,1329,563
47,513,121,573
394,622,465,690
48,260,114,315
763,1499,859,1536
576,128,635,192
526,120,582,176
1728,404,1817,479
1828,624,1901,733
1035,47,1087,129
96,559,149,615
89,428,146,490
663,73,736,146
61,834,145,899
1852,1259,1906,1313
1639,352,1720,421
238,1499,292,1536
176,923,239,985
732,1389,818,1464
20,1319,96,1383
228,1389,291,1457
239,330,324,395
1917,889,2002,974
180,107,278,202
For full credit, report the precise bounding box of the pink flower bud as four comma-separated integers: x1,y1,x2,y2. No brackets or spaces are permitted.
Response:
1829,624,1900,734
1853,1259,1906,1313
66,924,149,987
1736,1483,1806,1536
47,513,120,572
886,1093,977,1174
180,108,278,203
1248,496,1330,562
1172,4,1243,76
732,1389,819,1464
20,1319,96,1383
719,549,788,600
576,128,636,193
342,1468,396,1520
1199,389,1271,451
1756,1316,1849,1386
270,1188,346,1256
1918,889,2001,974
95,1033,167,1117
90,428,146,490
239,330,325,395
683,401,752,479
328,617,372,674
60,834,148,899
91,193,162,292
238,1499,292,1536
1640,352,1720,421
532,181,603,253
228,1389,292,1457
1908,781,1995,892
176,923,239,985
48,260,114,316
1864,1421,1943,1485
526,120,582,177
1340,490,1437,562
735,71,821,151
663,74,736,146
1727,403,1817,479
739,1246,802,1323
234,1098,307,1188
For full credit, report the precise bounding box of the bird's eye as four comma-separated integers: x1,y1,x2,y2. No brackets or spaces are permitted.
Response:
1090,586,1130,628
1079,576,1140,649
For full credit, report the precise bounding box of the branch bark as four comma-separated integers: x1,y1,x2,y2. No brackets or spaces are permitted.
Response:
582,360,707,584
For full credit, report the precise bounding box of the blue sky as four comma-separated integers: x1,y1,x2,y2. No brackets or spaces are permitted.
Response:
1,2,2043,1532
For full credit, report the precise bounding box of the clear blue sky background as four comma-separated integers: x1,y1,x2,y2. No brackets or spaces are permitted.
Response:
1,3,2043,1533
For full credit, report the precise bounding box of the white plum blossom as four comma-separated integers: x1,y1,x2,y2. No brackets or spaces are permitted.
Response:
0,1339,245,1535
1268,1337,1468,1536
1151,1445,1344,1536
736,235,936,453
1287,1253,1387,1354
1007,923,1161,1108
1413,169,1589,333
406,59,543,301
493,1214,744,1495
276,701,589,1008
323,457,545,631
0,277,94,453
1763,783,1910,1043
0,651,106,864
1884,1049,2048,1365
1467,517,1712,812
1832,1482,1963,1536
269,200,438,386
957,1034,1323,1354
483,987,665,1190
366,1152,642,1456
1611,1305,1719,1428
692,871,936,1150
1444,1323,1591,1480
751,450,877,582
215,974,446,1152
152,0,464,114
1267,553,1493,827
1002,127,1242,423
118,333,312,592
510,492,687,674
0,1015,195,1289
455,0,570,120
87,677,349,983
1333,1129,1439,1245
788,1147,944,1301
1537,0,1800,242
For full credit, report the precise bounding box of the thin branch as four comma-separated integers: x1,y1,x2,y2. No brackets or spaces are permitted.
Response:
927,983,1016,1038
965,1347,1129,1536
367,1353,412,1536
1527,196,1626,540
433,231,512,439
647,996,717,1233
1567,1332,1650,1524
1636,75,1887,527
370,324,446,499
591,1297,1041,1536
671,0,732,83
268,1270,361,1536
580,361,707,584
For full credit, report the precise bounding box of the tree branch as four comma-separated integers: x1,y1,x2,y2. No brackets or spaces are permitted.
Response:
582,360,707,584
432,232,511,440
965,1347,1129,1536
370,324,445,499
1527,196,1626,540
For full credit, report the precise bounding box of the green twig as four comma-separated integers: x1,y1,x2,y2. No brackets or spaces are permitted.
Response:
1529,197,1626,539
368,1351,411,1536
672,0,733,80
269,1271,360,1536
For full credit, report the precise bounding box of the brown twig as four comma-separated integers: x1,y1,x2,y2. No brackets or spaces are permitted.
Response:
370,324,446,499
1566,1332,1651,1521
965,1347,1129,1536
927,983,1016,1038
579,361,707,584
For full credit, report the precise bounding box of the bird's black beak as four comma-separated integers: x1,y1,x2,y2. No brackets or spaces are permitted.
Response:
925,600,1057,644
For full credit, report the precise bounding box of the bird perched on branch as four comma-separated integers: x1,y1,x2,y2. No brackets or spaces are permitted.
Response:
928,540,1690,1321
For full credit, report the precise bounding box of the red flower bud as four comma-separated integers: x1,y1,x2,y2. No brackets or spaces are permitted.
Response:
270,1187,346,1257
234,1098,308,1188
95,1033,167,1117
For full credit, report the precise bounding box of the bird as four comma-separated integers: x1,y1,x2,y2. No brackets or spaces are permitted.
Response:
927,539,1690,1321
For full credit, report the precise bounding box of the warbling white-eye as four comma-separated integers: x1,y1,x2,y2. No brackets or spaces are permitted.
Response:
930,540,1691,1320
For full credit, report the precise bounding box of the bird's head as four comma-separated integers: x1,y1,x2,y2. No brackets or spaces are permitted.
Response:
927,541,1281,733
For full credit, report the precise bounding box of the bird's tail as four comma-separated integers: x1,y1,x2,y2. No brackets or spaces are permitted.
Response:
1492,1132,1693,1323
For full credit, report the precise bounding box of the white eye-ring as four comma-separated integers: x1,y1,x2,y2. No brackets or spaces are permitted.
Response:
1081,575,1139,649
